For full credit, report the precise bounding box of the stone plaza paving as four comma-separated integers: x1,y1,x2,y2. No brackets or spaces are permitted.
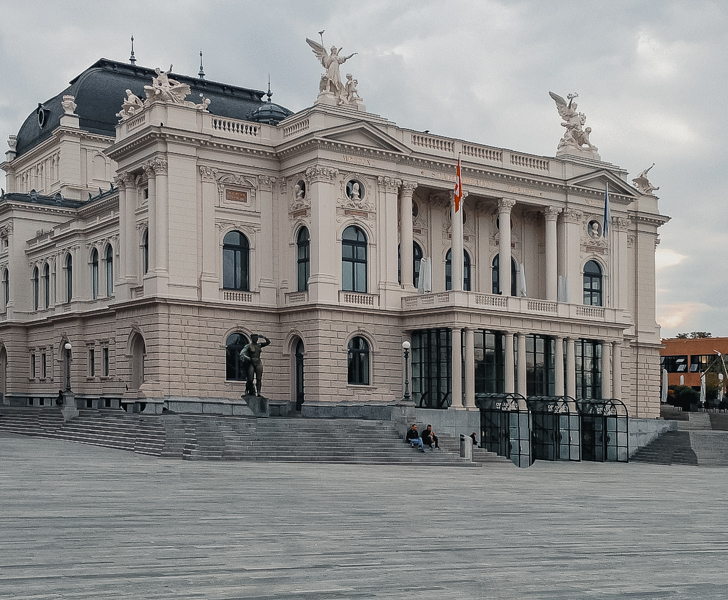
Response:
2,433,728,599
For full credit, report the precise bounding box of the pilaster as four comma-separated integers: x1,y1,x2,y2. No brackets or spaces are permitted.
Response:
498,198,515,296
307,165,339,303
399,181,417,293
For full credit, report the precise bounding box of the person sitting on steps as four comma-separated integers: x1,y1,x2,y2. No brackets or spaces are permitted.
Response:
406,424,425,452
421,424,439,450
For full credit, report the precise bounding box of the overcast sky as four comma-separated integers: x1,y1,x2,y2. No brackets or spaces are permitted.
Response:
0,0,725,338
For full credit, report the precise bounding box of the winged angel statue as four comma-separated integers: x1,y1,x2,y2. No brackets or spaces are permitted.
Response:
549,92,599,157
306,36,360,106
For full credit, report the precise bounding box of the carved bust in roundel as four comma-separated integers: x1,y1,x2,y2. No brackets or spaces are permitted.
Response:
589,220,601,238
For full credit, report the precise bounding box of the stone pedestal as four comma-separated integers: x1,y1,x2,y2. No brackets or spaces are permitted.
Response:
61,391,78,422
243,395,269,417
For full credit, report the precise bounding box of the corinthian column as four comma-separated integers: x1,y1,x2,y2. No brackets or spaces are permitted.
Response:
400,181,417,292
498,198,515,296
544,206,560,301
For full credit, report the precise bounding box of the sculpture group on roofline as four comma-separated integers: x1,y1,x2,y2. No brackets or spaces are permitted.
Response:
306,33,364,108
113,45,658,196
549,91,599,158
116,65,211,121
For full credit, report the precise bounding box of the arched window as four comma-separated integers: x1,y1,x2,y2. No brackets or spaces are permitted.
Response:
347,336,370,385
225,333,249,381
65,254,73,303
91,249,99,300
297,227,310,292
398,242,423,288
42,263,50,308
342,226,367,293
2,269,8,310
142,229,149,275
105,245,113,296
32,266,39,310
491,255,517,296
583,260,603,306
445,249,471,291
223,230,250,291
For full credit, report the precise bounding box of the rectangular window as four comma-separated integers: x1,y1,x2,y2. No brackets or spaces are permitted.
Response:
663,355,688,373
41,353,47,378
474,330,505,394
411,328,452,408
30,353,36,378
103,347,109,377
89,349,95,377
575,340,602,400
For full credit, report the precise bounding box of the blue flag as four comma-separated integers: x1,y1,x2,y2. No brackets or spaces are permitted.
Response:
602,182,610,237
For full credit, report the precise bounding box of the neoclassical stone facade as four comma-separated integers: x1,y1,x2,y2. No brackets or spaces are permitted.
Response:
0,56,668,418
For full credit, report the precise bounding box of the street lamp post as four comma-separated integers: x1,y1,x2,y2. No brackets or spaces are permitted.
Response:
64,342,72,391
61,342,78,421
402,341,411,403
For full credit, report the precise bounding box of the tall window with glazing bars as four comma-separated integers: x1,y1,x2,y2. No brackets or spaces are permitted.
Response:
222,231,250,291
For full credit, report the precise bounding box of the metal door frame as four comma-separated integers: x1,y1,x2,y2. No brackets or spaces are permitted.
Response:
526,396,580,462
475,392,531,468
576,398,629,462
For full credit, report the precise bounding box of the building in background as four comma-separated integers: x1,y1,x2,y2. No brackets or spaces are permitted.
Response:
0,46,668,421
660,337,728,390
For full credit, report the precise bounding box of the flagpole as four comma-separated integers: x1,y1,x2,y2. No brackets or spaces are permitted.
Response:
452,154,464,292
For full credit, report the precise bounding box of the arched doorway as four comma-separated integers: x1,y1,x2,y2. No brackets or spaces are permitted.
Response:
131,334,146,390
0,346,6,404
295,339,305,411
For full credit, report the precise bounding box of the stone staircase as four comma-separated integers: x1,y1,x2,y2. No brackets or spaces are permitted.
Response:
0,408,481,467
632,412,728,466
630,431,698,466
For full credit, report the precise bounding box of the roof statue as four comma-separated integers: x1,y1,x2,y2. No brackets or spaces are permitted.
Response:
144,65,191,104
549,92,600,159
61,95,77,115
116,66,211,122
306,33,364,109
632,163,660,195
116,89,144,120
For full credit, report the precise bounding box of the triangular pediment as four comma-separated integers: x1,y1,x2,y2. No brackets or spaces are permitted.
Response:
567,170,639,204
316,121,411,154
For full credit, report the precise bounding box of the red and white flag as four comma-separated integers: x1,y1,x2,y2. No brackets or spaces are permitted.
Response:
453,156,463,213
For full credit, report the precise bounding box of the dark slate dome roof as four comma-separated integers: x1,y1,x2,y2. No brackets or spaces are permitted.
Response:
15,59,293,157
249,98,293,125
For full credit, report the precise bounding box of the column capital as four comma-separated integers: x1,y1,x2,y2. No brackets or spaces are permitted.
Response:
199,166,218,181
612,216,632,231
114,172,135,189
305,165,338,183
377,176,402,192
561,208,582,224
257,174,277,191
544,206,562,221
498,198,516,213
401,180,418,195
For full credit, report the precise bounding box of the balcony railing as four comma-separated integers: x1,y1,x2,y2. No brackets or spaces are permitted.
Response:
403,291,626,324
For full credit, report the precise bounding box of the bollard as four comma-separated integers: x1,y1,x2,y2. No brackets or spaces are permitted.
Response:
459,434,472,461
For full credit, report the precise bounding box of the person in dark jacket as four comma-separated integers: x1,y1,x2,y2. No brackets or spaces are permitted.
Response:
406,424,425,452
421,424,439,449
